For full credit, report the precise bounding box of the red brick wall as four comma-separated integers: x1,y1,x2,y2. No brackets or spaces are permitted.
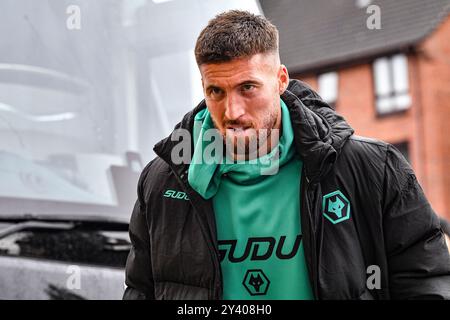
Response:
291,16,450,219
415,16,450,219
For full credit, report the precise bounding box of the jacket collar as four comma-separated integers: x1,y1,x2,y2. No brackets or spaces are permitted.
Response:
153,79,354,183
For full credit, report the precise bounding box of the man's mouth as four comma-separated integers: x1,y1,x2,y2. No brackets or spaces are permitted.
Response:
225,125,252,133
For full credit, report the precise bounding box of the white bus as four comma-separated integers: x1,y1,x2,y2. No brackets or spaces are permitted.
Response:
0,0,261,300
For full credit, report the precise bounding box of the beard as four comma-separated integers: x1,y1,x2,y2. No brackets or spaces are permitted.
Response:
214,106,280,161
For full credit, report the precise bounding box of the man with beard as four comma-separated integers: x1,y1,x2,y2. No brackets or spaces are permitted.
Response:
123,10,450,300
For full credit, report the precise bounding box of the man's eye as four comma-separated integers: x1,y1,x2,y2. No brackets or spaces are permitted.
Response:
212,88,222,94
241,84,255,92
209,88,223,97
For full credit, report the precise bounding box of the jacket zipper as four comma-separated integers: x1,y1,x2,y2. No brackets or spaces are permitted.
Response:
302,171,320,299
176,168,222,300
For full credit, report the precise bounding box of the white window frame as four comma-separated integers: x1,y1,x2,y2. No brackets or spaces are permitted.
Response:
318,71,338,106
373,54,411,115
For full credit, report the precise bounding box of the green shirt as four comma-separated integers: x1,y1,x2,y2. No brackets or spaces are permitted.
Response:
188,99,314,300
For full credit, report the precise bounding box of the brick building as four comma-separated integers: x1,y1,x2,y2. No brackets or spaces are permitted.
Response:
261,0,450,219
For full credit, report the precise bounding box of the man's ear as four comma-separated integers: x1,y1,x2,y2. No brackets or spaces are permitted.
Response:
278,64,289,94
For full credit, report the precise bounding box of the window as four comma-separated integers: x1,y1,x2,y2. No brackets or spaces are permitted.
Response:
0,0,261,221
373,54,411,115
318,72,338,108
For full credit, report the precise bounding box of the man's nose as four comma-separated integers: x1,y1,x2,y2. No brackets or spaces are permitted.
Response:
224,94,245,121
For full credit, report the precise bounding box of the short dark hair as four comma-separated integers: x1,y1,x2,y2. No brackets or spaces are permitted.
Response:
195,10,279,66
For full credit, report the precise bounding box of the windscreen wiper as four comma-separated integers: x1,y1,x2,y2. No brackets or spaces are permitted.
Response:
0,221,75,240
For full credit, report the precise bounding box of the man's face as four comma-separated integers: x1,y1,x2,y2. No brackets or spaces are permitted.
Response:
200,53,289,158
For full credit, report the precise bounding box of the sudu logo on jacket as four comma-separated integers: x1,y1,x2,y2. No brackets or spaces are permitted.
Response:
163,189,189,201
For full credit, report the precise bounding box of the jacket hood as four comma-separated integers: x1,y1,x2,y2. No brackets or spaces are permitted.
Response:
154,79,354,183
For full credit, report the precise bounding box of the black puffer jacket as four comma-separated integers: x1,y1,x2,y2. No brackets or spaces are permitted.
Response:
123,80,450,300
